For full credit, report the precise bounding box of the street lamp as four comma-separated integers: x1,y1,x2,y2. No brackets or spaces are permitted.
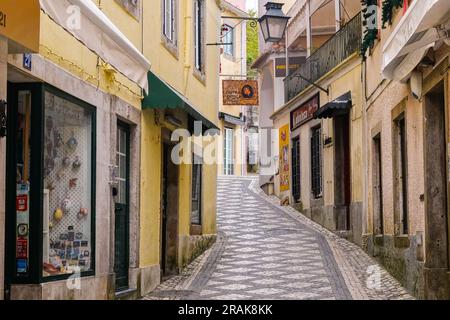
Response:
258,2,290,43
218,2,290,45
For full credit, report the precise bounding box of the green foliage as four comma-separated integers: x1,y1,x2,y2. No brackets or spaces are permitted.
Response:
381,0,404,28
247,9,259,77
361,0,379,60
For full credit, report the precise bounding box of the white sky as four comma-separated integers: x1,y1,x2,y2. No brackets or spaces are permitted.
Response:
247,0,258,11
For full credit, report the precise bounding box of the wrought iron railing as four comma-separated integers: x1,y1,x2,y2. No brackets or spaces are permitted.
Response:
284,12,362,102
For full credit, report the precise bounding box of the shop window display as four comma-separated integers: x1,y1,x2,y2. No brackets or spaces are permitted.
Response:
42,92,93,277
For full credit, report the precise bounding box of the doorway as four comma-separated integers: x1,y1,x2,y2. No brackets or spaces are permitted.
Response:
334,114,351,231
423,80,449,299
372,134,383,235
114,122,130,292
161,140,179,278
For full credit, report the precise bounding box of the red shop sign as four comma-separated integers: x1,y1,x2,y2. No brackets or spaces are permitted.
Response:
290,94,320,131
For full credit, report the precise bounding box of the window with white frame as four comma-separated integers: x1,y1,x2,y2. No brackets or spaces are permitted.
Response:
162,0,177,44
224,128,234,175
194,0,205,73
222,24,234,57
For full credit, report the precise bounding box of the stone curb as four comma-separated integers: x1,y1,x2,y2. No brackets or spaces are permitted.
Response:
247,178,414,300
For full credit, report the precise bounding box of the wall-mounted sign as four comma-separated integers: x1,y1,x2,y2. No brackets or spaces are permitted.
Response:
0,0,40,53
279,124,290,192
291,94,320,131
223,80,259,106
275,56,305,78
23,53,32,71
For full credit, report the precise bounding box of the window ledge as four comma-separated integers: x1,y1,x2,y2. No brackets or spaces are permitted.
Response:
193,68,206,86
222,53,235,62
161,36,179,60
190,224,203,236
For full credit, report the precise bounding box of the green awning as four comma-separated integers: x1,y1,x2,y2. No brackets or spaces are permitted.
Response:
142,71,219,131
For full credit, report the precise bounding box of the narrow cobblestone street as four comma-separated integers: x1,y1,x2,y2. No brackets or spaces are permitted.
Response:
144,177,413,300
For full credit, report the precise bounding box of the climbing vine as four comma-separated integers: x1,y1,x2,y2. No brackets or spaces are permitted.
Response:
361,0,379,60
381,0,404,28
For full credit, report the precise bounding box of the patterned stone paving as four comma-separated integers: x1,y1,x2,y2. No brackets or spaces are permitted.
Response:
143,176,413,301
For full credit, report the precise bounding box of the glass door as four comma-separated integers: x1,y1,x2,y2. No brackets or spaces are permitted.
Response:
5,83,43,289
114,122,130,291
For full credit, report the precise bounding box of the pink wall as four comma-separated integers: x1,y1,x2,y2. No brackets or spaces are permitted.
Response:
224,0,247,11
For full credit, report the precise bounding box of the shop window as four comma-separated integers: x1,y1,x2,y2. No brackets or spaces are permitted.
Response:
311,126,322,198
292,137,301,202
191,154,203,225
42,91,95,278
7,84,96,284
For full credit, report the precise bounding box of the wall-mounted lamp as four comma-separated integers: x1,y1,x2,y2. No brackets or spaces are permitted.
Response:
0,100,7,138
220,2,290,44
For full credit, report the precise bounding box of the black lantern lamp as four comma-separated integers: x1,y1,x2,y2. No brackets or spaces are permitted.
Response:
259,2,290,43
0,100,6,138
217,2,290,46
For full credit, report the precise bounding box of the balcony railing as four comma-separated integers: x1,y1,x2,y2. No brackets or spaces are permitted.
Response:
284,12,362,102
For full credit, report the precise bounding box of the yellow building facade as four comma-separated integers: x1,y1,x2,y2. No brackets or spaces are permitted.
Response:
218,0,248,176
139,0,220,295
1,0,153,300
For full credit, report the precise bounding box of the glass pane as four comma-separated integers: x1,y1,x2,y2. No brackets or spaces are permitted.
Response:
43,91,93,277
121,155,128,180
120,180,127,205
120,129,126,154
15,91,32,276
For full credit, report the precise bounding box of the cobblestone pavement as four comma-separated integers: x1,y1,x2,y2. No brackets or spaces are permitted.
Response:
143,176,413,300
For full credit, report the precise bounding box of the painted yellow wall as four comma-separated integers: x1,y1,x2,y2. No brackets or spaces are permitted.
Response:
139,110,162,266
142,0,220,123
140,0,220,268
319,63,364,205
94,0,143,51
39,4,143,108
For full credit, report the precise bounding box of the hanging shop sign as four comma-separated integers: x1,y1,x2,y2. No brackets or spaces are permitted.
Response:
290,94,320,131
275,57,305,78
223,80,259,106
279,124,290,192
0,0,40,53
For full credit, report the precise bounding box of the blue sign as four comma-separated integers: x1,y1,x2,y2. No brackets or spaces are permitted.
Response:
17,259,28,273
23,54,32,71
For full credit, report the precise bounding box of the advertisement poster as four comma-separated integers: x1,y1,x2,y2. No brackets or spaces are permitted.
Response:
279,124,290,192
16,183,30,274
